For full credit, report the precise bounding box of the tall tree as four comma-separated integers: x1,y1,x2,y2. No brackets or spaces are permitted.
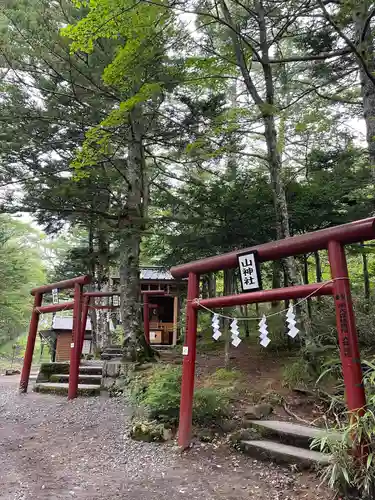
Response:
0,215,46,345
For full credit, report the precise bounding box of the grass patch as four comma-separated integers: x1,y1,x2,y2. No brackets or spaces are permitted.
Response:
282,358,313,388
193,387,229,425
202,368,244,394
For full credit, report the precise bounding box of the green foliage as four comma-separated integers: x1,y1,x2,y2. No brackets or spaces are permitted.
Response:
204,368,244,394
210,368,242,383
193,388,229,425
129,364,231,426
312,412,375,499
283,358,314,388
135,365,182,424
0,216,46,345
311,359,375,498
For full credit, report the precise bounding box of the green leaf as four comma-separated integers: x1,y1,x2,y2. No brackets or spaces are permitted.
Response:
367,452,373,470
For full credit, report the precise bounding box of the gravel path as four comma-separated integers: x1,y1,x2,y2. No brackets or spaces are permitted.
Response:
0,375,329,500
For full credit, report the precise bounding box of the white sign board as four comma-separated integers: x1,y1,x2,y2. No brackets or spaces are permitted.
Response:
52,288,59,304
238,251,262,292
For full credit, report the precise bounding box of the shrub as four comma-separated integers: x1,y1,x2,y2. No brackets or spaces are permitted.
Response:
282,358,313,387
193,387,229,425
128,364,231,427
311,412,375,499
141,365,182,424
311,361,375,499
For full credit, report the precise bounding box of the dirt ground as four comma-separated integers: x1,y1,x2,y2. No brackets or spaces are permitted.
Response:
0,374,332,500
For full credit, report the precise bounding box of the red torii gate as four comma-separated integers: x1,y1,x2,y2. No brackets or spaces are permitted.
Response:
20,282,166,399
170,217,375,449
20,275,92,399
19,282,123,400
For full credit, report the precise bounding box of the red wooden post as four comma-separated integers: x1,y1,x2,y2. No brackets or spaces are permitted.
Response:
143,293,150,344
178,272,199,449
79,295,90,357
20,292,43,393
68,283,83,400
328,240,366,414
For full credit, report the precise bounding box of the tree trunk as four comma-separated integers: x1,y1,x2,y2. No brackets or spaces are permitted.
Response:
255,303,260,317
314,251,322,283
208,272,216,298
223,268,234,369
361,244,370,310
97,229,110,347
353,1,375,171
87,220,98,352
314,251,322,304
202,275,209,299
263,114,299,287
235,278,250,337
119,229,141,350
119,102,148,360
271,260,282,309
243,304,250,337
303,255,312,319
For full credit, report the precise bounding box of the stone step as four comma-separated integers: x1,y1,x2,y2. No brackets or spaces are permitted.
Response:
49,373,102,384
79,365,103,375
34,382,101,397
247,420,341,449
241,440,331,469
101,353,123,360
80,360,104,366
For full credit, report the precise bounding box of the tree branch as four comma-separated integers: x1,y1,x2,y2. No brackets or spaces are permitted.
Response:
316,0,375,87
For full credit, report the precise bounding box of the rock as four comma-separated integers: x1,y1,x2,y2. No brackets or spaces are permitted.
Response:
162,427,174,442
130,420,174,443
243,403,273,420
196,429,215,443
5,369,20,376
134,363,155,372
103,360,122,378
217,419,240,433
229,428,261,446
102,377,116,390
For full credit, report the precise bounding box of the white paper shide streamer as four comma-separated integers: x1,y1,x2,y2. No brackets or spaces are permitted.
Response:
230,319,241,347
212,313,222,340
259,314,270,347
286,304,299,338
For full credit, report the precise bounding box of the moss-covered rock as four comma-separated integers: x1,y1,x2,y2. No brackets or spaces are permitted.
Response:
129,420,174,442
195,428,217,443
243,403,273,420
228,427,262,447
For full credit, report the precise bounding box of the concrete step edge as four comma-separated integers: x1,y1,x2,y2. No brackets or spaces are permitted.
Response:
241,439,331,469
247,420,341,449
34,382,101,396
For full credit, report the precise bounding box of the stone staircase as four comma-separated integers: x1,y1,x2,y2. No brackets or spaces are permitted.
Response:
34,361,103,396
240,420,340,469
101,345,123,360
